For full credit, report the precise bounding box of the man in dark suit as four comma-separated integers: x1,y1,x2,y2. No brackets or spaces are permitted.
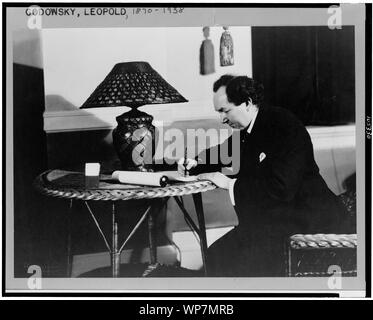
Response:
180,75,353,276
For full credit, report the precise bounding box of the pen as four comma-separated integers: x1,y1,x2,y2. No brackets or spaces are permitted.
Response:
183,147,188,177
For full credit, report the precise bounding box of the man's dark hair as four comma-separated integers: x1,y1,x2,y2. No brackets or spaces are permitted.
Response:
213,75,264,107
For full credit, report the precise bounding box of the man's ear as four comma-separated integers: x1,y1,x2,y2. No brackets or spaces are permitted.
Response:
245,99,254,110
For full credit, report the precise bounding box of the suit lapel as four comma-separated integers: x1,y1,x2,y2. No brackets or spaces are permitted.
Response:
240,107,269,168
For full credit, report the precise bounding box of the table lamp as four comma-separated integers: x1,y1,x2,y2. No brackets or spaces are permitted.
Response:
81,61,188,171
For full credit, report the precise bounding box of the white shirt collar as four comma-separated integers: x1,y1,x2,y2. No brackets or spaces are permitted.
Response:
246,105,259,134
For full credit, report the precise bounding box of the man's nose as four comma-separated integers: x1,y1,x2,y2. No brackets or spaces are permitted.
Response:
220,113,228,123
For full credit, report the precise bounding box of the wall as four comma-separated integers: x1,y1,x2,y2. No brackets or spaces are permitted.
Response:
13,29,43,68
42,26,252,129
11,28,49,276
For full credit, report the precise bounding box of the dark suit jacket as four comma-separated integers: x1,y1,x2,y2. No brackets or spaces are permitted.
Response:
193,106,353,276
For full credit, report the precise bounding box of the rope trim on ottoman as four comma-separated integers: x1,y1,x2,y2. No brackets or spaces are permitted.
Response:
293,270,357,277
289,234,357,249
287,234,357,277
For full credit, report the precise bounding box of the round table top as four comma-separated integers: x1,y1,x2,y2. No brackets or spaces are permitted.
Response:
34,170,216,201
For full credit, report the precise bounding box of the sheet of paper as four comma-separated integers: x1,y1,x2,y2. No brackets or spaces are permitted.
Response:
158,171,198,182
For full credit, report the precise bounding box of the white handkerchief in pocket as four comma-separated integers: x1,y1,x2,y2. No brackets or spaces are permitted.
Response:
259,152,266,163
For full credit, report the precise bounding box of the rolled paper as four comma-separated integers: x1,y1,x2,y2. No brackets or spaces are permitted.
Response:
112,171,168,187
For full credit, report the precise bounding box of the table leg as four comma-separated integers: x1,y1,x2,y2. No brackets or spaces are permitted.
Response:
148,199,166,265
66,199,73,277
84,201,160,277
148,208,157,264
192,193,209,276
111,203,120,278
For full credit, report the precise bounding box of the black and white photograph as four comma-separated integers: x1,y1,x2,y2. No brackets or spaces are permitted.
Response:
3,3,369,297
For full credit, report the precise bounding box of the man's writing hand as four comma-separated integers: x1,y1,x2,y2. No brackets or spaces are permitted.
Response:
197,172,232,189
177,158,198,176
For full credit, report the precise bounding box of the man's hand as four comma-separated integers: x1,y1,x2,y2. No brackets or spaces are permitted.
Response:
197,172,232,189
177,158,198,176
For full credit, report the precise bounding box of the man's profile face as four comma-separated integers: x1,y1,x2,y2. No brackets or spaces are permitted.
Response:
213,86,251,130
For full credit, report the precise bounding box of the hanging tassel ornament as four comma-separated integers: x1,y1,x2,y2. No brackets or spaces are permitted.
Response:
220,26,234,66
199,26,215,75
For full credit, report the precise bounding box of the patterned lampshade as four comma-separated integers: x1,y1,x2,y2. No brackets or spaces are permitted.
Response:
81,61,188,109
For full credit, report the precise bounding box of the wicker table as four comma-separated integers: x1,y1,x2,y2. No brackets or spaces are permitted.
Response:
34,170,216,277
